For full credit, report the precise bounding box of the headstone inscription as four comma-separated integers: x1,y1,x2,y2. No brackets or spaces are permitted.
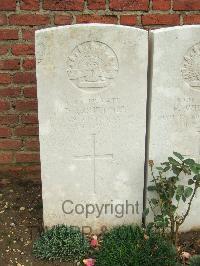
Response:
36,24,148,232
148,26,200,231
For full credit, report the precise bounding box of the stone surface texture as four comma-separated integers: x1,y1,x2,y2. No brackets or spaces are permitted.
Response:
149,25,200,231
36,24,148,231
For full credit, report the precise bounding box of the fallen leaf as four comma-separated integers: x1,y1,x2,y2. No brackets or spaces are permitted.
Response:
91,235,98,247
0,179,10,187
182,251,191,259
83,258,95,266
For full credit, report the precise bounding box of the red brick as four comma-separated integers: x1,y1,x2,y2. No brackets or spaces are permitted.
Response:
0,128,12,137
23,87,37,98
184,14,200,24
20,0,39,10
0,152,13,164
54,15,73,25
0,100,10,111
22,30,35,41
24,139,40,151
24,164,41,172
110,0,149,11
173,0,200,10
22,59,36,70
13,72,36,84
0,73,12,84
152,0,171,10
0,45,9,55
76,15,118,24
24,164,40,170
0,15,7,25
120,15,137,26
0,0,16,10
0,139,22,150
0,165,23,175
0,29,18,40
0,59,20,70
12,44,35,56
0,115,19,125
14,126,39,136
43,0,84,11
0,88,21,97
15,152,40,163
142,14,180,25
87,0,106,10
9,14,50,26
21,113,38,124
14,100,38,111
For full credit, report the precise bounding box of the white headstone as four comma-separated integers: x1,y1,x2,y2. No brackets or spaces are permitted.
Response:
149,26,200,231
36,24,148,232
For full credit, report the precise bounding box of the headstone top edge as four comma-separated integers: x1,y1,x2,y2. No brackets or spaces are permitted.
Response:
150,25,200,35
35,24,147,37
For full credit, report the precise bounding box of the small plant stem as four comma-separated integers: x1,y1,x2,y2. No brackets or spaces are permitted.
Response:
180,184,198,225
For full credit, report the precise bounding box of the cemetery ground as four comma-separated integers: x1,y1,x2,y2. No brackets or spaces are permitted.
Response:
0,179,75,266
0,178,200,265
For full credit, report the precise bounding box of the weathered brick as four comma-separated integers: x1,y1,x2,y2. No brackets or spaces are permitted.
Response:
120,15,137,26
20,0,39,10
0,152,13,164
22,59,36,70
87,0,106,10
173,0,200,11
0,165,23,175
0,45,9,56
142,14,180,25
14,100,38,111
24,164,41,174
184,14,200,24
9,14,50,26
0,0,16,10
0,59,20,70
110,0,149,11
23,87,37,98
54,15,73,25
43,0,84,11
12,44,35,56
13,72,36,84
0,88,21,97
0,115,19,125
0,15,7,25
14,126,38,136
0,29,18,40
76,15,118,24
24,139,40,151
0,139,22,150
0,100,10,111
22,29,35,41
15,152,40,163
152,0,171,10
21,113,38,124
0,128,12,137
0,73,12,84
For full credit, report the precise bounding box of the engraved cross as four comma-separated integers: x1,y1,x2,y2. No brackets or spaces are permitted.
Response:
74,134,113,193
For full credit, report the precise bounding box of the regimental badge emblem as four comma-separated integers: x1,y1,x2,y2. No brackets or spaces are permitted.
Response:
181,42,200,90
66,41,119,92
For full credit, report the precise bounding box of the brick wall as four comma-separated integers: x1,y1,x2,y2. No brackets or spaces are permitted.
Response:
0,0,200,180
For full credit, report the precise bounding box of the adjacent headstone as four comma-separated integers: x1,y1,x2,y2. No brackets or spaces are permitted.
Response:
149,26,200,231
36,24,148,232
